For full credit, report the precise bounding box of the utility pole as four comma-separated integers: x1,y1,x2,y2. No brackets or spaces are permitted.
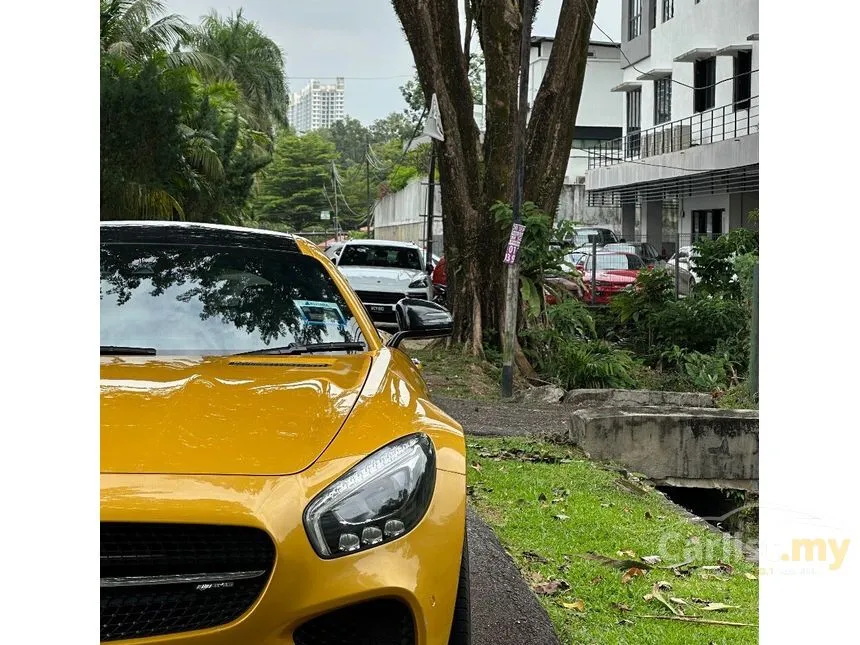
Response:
750,261,759,400
422,93,445,285
331,161,340,239
500,0,535,398
366,135,372,238
425,143,436,274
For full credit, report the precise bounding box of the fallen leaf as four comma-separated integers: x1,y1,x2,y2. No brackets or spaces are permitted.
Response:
554,513,570,521
538,492,547,502
528,570,547,584
717,561,735,575
643,593,653,601
600,503,613,508
642,555,662,565
470,461,482,472
589,576,603,585
582,553,653,571
617,550,638,559
699,603,739,612
669,598,688,606
744,572,757,580
621,567,647,584
532,579,570,595
552,497,565,503
644,511,653,520
655,581,673,591
637,615,756,627
559,599,585,611
691,598,711,605
648,582,683,616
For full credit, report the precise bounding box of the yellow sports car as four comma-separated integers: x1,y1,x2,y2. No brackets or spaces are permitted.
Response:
100,222,469,645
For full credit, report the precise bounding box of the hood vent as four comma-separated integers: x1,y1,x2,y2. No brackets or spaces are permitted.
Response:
228,361,334,368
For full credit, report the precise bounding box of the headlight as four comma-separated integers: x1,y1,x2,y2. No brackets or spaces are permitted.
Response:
408,276,429,288
303,433,436,558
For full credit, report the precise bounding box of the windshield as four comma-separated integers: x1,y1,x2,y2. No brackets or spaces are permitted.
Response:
586,254,644,271
573,229,610,246
100,243,365,355
339,244,423,270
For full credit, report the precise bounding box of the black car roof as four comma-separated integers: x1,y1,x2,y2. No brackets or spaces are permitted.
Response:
100,221,300,253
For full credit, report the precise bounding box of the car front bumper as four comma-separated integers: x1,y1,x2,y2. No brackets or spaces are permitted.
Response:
100,456,466,645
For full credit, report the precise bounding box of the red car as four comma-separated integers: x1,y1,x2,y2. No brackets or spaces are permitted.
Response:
578,252,644,305
432,256,446,287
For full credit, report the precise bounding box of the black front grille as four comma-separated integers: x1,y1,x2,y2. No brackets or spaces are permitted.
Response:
355,290,406,305
101,522,276,642
293,599,415,645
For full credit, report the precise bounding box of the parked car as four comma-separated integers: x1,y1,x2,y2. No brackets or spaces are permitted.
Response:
602,242,665,269
563,226,620,249
578,251,645,304
431,256,448,306
665,245,700,295
329,239,432,328
100,221,469,645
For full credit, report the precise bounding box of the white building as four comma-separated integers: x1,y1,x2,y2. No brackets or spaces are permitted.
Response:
287,78,346,134
585,0,759,252
528,37,624,182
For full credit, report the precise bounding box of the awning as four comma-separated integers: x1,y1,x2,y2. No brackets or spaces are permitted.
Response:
674,48,718,62
610,81,642,93
716,44,753,56
636,69,673,81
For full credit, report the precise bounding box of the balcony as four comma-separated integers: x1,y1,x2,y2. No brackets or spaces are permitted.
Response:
587,96,759,169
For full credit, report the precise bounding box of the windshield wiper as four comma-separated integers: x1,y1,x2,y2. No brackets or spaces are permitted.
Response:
233,342,366,357
101,345,157,356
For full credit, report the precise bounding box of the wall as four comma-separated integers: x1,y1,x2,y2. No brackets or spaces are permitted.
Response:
372,176,443,247
530,40,622,130
620,0,759,134
556,183,622,230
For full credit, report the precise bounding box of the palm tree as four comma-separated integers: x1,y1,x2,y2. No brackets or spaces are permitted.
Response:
100,0,220,75
188,9,289,135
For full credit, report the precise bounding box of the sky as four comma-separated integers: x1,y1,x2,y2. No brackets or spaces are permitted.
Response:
165,0,622,125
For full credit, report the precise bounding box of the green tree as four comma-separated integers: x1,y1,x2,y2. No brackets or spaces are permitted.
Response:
189,9,288,134
250,131,338,231
369,112,417,144
321,117,371,166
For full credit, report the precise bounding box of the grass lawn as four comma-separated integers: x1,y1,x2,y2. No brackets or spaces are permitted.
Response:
467,437,759,645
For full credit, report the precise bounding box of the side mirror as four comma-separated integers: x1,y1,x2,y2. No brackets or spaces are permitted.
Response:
385,298,453,348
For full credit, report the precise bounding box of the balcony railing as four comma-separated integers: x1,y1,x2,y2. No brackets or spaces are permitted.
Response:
587,95,759,169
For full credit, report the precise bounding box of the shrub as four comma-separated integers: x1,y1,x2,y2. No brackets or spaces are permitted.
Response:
609,268,675,356
692,228,759,298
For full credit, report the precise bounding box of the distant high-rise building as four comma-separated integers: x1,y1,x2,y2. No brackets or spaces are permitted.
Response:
287,78,345,134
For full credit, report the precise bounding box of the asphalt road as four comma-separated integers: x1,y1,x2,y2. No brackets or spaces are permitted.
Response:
435,396,570,439
467,506,560,645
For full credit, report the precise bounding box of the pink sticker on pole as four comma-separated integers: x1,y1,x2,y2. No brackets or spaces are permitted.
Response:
503,223,526,265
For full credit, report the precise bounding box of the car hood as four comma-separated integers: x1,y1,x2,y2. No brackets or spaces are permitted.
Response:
100,354,372,475
593,269,639,283
337,266,424,291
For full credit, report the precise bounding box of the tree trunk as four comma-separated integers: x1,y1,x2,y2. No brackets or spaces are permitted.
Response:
524,0,598,218
391,0,596,355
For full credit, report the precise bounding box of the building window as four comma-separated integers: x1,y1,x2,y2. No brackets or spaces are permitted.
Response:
628,0,642,39
626,89,641,158
693,57,716,113
654,76,672,124
663,0,674,21
733,50,752,110
692,209,724,240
